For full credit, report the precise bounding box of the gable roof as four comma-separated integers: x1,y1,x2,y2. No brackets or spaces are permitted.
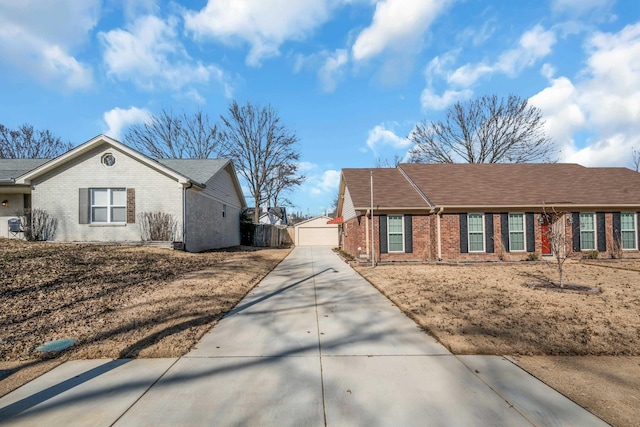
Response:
12,135,229,188
0,159,50,182
341,168,430,210
157,159,231,186
398,163,640,208
339,163,640,214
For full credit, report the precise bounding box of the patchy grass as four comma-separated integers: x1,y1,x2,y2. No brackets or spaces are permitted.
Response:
0,239,290,396
355,260,640,427
355,261,640,356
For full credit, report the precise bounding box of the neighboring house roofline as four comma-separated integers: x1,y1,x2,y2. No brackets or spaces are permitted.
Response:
294,215,332,226
14,134,203,188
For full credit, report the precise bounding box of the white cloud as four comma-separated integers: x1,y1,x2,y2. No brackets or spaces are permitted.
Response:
420,88,473,110
310,169,341,196
0,0,97,90
551,0,613,17
562,134,639,167
352,0,449,62
529,76,586,145
184,0,335,66
447,25,556,87
366,124,412,152
100,15,231,97
103,106,152,140
530,23,640,167
318,49,349,92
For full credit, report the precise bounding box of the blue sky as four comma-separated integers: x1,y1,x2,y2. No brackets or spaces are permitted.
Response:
1,0,639,216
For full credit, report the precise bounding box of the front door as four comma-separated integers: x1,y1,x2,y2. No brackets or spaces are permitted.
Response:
540,216,552,255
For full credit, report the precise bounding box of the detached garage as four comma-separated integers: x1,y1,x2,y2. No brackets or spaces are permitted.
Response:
294,215,339,246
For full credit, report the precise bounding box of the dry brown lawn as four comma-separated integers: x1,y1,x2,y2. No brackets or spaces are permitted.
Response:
0,239,290,397
355,259,640,427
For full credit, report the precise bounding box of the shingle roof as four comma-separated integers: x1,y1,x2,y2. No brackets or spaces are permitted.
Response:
341,168,430,209
154,159,231,186
0,159,51,182
398,163,640,208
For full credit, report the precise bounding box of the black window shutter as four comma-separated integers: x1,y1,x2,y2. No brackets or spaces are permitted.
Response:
597,212,606,252
379,215,388,254
459,213,468,253
613,212,621,247
485,214,494,253
404,214,413,253
526,213,535,252
79,188,89,224
572,212,580,252
500,213,509,252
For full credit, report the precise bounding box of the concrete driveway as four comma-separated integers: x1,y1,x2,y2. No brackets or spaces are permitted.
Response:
0,246,608,426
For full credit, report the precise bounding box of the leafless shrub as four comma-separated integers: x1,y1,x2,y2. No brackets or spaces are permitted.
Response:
18,208,58,241
540,208,579,288
138,211,177,241
609,235,623,259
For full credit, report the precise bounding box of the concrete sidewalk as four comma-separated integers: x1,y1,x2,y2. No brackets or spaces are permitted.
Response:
0,246,608,426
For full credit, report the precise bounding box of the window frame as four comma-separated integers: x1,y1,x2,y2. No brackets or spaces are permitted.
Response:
467,213,485,253
620,212,637,250
508,213,526,252
387,214,404,253
579,212,596,251
90,188,126,224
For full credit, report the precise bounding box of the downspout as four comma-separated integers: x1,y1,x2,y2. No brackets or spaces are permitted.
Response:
182,183,193,251
436,207,444,261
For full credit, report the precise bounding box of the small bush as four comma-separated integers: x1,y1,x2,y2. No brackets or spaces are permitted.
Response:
527,253,539,261
138,211,177,241
585,250,599,259
18,208,58,241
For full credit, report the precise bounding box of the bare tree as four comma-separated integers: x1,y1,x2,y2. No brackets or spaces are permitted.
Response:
218,101,303,224
264,163,305,208
409,94,556,164
375,154,403,168
124,109,219,159
0,124,72,158
632,147,640,172
540,209,578,288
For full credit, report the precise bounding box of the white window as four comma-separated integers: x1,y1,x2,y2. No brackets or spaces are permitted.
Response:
508,213,525,251
579,213,596,251
621,212,636,250
387,215,404,252
468,213,485,252
91,188,126,223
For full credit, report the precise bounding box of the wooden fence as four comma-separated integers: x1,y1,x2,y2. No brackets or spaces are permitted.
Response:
251,224,293,247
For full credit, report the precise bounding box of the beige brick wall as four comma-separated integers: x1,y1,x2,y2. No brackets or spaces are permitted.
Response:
31,145,183,243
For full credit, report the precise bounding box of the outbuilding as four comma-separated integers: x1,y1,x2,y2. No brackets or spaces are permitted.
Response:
294,215,339,246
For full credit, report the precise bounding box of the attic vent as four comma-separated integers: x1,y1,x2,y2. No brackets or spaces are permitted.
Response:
102,154,116,167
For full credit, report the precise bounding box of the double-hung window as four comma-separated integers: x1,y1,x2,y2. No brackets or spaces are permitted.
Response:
387,215,404,252
579,213,596,251
621,212,637,250
508,213,525,251
91,188,126,223
468,213,485,252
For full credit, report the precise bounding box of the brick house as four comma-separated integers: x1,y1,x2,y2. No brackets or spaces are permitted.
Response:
0,134,246,252
335,163,640,262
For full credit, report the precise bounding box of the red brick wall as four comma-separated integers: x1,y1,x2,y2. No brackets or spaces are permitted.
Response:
342,211,640,262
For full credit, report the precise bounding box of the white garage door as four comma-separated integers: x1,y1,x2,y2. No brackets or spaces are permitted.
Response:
297,227,338,246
